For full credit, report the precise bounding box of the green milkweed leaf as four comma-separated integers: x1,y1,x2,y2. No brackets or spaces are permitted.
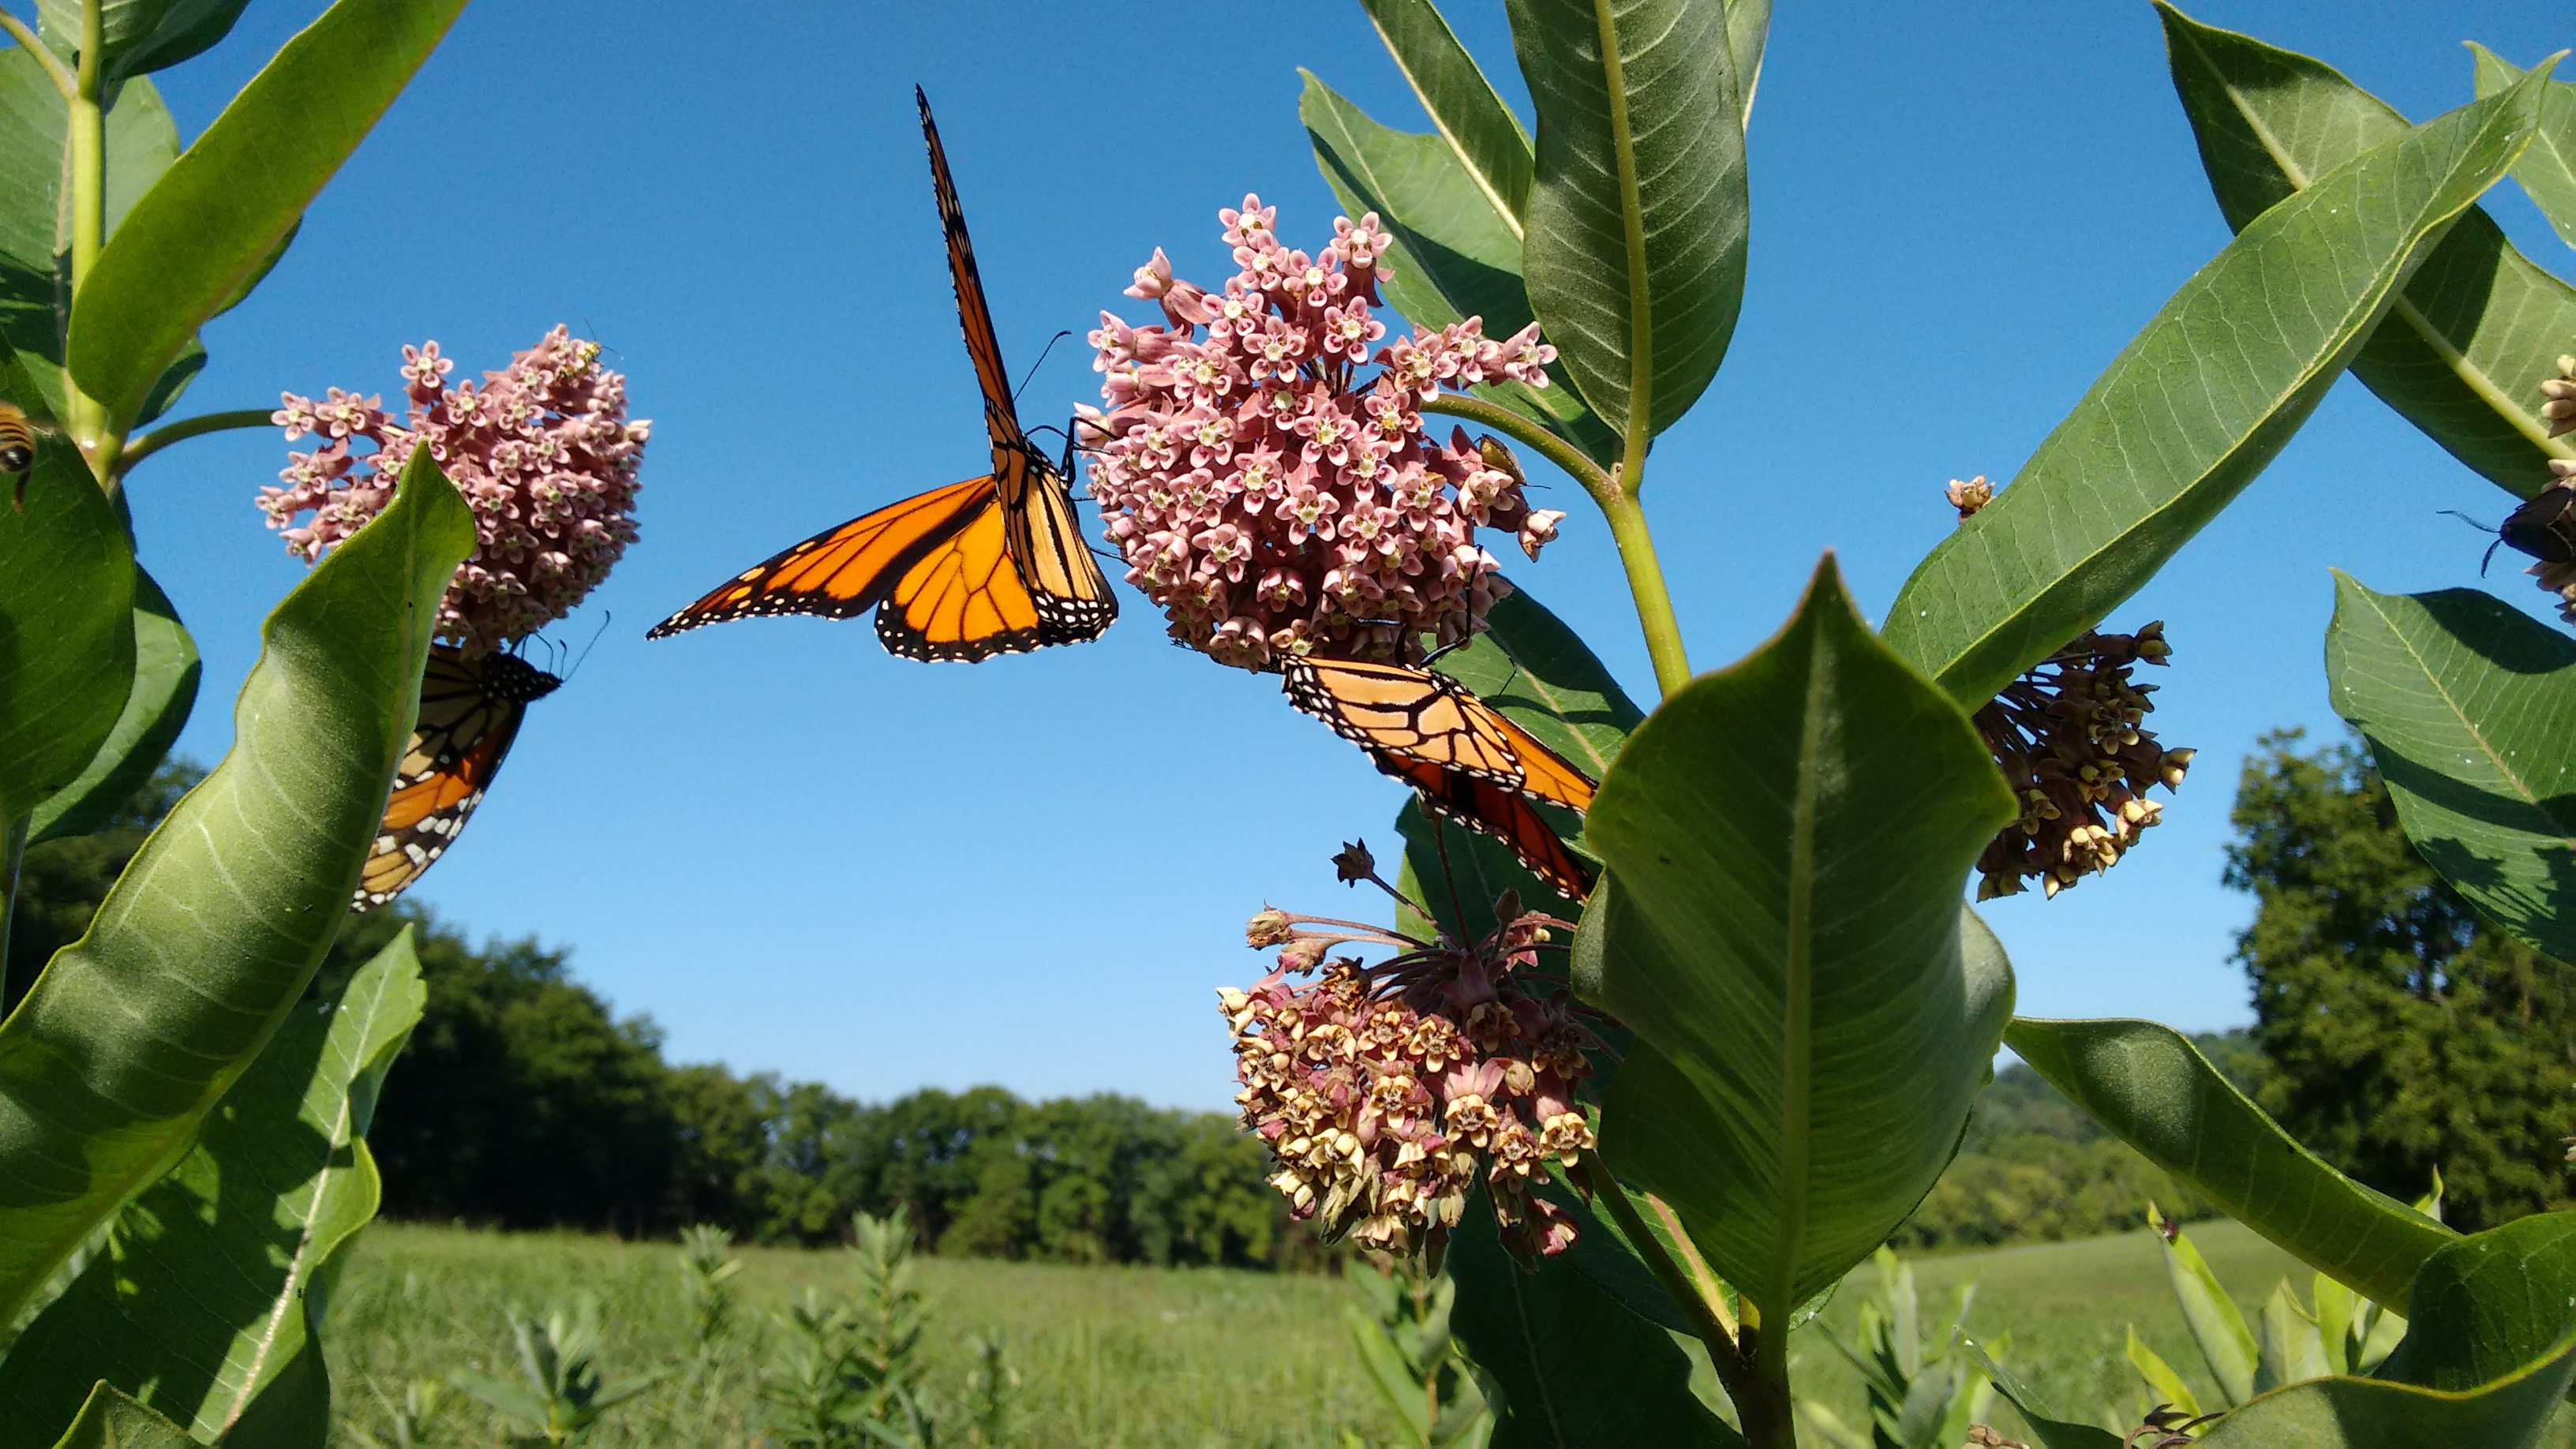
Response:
1884,66,2551,706
1504,0,1748,449
0,930,429,1445
2323,575,2576,962
0,448,470,1327
2005,1018,2454,1308
2159,5,2576,498
1575,556,2016,1317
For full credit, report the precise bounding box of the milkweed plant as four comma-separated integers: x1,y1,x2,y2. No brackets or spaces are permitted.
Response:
0,0,2572,1445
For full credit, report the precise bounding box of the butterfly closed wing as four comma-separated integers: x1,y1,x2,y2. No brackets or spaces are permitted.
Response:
354,644,561,912
646,88,1114,661
1282,657,1597,900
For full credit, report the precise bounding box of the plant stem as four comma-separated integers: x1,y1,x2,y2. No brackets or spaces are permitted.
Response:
0,811,26,1018
64,0,115,485
1419,394,1692,696
1594,484,1690,695
1578,1159,1755,1413
111,408,279,483
0,9,71,99
1739,1302,1797,1449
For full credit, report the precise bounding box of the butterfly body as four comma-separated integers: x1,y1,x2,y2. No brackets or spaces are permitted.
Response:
648,89,1114,659
355,644,561,912
2499,487,2576,566
1282,657,1597,900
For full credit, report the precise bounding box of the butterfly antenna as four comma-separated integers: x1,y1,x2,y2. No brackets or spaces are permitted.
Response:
2439,508,2498,534
564,612,612,683
2483,537,2504,577
1012,330,1075,406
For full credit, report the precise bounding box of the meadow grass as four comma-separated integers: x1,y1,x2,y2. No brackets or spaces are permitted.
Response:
325,1217,2452,1446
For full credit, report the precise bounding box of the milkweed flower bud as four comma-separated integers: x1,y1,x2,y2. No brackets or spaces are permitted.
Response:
1946,475,1994,519
1245,908,1295,947
2544,356,2576,438
261,326,645,656
1971,623,2192,900
1087,197,1561,670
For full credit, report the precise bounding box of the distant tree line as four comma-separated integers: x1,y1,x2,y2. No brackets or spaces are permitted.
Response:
17,730,2569,1257
15,762,1307,1267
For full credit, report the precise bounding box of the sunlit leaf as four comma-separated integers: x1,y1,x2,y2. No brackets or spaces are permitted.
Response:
2159,5,2576,498
2469,43,2576,253
1300,72,1617,463
1505,0,1748,444
1884,68,2549,706
0,930,429,1444
66,0,465,432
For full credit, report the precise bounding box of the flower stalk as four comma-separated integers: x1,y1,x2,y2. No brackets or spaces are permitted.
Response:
110,409,283,485
1418,392,1691,697
0,10,69,99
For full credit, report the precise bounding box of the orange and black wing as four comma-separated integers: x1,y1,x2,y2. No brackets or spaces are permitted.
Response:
1380,755,1595,904
919,88,1117,644
354,646,560,912
1282,657,1597,813
874,489,1050,661
919,85,1027,472
646,477,995,638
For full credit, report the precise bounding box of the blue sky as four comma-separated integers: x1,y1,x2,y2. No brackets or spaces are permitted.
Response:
126,1,2571,1111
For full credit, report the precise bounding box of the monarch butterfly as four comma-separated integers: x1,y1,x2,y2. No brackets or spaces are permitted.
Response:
1281,657,1597,900
646,89,1115,660
354,644,561,912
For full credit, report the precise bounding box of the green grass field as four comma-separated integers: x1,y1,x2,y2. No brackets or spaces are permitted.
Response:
323,1218,2364,1446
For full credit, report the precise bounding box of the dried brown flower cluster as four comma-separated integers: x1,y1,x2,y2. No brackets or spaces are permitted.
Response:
1223,846,1602,1264
1971,626,2193,900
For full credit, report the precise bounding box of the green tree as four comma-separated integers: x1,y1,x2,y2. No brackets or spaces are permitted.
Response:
328,904,682,1233
2225,729,2576,1229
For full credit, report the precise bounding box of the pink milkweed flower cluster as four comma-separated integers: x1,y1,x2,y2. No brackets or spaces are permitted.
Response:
1081,197,1567,671
261,326,646,657
1224,882,1600,1264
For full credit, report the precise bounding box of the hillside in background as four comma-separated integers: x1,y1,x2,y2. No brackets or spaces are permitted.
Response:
15,759,2257,1259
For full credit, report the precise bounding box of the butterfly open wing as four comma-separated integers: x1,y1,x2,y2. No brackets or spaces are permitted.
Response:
875,490,1049,661
646,477,994,638
355,646,560,912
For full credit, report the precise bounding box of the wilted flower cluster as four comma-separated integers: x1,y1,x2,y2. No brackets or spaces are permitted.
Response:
261,326,646,656
1222,845,1601,1262
1971,625,2194,900
1081,197,1565,670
